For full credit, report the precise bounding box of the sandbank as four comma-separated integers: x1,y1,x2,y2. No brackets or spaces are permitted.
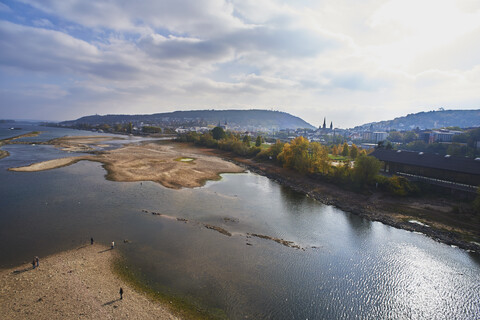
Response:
0,149,9,159
9,139,244,189
9,157,83,172
0,131,42,159
50,136,122,152
0,244,178,320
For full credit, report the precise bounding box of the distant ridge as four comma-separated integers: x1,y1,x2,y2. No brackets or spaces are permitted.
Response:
60,109,315,130
355,109,480,131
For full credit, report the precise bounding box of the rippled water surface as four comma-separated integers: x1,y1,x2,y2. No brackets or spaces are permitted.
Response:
1,124,479,319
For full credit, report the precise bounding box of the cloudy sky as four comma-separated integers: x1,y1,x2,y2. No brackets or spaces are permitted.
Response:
1,0,480,127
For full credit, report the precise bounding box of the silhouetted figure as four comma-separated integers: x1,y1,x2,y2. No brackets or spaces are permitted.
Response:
91,237,94,245
120,287,123,300
32,258,36,269
35,256,39,268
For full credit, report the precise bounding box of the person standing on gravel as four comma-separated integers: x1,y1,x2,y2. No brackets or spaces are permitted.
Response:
120,287,123,300
35,256,39,268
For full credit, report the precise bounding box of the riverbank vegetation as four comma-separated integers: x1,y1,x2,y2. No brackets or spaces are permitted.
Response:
178,129,420,197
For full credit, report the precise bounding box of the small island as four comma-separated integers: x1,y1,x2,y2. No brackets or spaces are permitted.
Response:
8,136,244,189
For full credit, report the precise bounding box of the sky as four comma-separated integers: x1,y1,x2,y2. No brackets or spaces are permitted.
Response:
1,0,480,128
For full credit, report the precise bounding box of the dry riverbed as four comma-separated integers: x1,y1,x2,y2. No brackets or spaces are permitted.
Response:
0,244,178,320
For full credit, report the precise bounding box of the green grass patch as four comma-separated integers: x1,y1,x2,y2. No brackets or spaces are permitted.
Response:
175,157,196,163
328,154,349,161
113,256,227,320
248,142,270,149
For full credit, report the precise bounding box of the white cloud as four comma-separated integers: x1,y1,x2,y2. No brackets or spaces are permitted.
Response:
1,0,479,127
0,21,99,73
19,0,244,36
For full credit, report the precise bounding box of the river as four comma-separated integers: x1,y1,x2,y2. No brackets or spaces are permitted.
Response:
0,122,479,319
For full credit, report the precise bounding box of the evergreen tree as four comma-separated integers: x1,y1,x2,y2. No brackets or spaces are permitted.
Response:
350,144,359,159
212,126,226,140
341,142,349,157
255,135,262,147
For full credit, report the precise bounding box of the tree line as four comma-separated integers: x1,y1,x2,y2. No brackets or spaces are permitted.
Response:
178,127,420,197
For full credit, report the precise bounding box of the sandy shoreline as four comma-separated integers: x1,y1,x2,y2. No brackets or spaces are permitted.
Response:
0,244,178,320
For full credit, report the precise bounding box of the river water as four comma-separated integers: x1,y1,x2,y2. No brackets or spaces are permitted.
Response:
1,123,479,319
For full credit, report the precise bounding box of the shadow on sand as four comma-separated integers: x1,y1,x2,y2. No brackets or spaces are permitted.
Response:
98,248,114,253
102,298,121,306
76,244,90,250
12,267,33,275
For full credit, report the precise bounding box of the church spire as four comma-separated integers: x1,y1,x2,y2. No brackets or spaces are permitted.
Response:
330,121,333,130
322,117,326,129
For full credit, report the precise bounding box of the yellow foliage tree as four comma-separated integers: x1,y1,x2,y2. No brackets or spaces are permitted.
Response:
309,142,330,174
332,145,338,156
278,137,330,174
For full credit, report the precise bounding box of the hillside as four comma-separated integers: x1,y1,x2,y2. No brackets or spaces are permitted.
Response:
355,109,480,131
60,110,315,130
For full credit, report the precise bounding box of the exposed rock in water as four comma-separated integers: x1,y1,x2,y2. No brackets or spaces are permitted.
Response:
204,224,232,237
248,233,301,249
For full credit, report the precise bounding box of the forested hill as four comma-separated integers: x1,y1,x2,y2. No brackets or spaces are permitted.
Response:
60,110,315,130
355,109,480,131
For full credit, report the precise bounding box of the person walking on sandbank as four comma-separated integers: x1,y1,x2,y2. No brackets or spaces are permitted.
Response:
111,241,115,249
120,287,123,300
32,258,36,269
91,237,94,245
35,256,39,268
